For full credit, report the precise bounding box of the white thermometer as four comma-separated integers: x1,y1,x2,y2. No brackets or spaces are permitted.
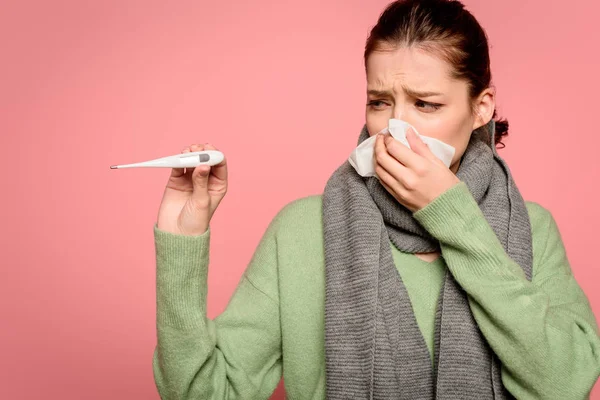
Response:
110,150,224,169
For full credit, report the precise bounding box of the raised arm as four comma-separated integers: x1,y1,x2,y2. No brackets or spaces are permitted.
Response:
413,182,600,399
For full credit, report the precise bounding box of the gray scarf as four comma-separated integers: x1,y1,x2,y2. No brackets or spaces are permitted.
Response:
322,119,533,399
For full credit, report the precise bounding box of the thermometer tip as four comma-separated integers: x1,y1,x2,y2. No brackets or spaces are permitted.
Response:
110,165,118,169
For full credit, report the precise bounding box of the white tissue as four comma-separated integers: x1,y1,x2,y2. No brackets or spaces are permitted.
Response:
348,119,456,177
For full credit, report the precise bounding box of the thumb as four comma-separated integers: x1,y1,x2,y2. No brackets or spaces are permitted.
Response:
192,165,211,191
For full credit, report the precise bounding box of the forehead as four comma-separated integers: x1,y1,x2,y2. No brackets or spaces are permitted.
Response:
366,46,454,90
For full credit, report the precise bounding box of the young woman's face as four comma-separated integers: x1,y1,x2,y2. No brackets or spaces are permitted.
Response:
365,46,493,172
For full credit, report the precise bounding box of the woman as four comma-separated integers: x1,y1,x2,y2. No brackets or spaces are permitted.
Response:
152,0,600,398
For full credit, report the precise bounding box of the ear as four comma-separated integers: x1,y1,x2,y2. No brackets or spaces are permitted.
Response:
472,87,495,130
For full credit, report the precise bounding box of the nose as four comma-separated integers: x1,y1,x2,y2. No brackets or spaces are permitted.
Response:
393,104,405,120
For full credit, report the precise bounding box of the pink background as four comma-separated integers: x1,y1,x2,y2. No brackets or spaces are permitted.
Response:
2,0,598,398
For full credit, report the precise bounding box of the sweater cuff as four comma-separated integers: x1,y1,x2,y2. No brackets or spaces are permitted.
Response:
154,223,211,329
412,181,526,281
413,181,481,237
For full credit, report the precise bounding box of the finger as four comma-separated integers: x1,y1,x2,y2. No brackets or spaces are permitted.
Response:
203,142,228,182
171,147,191,178
375,160,400,194
405,128,439,164
191,158,211,194
383,131,423,170
375,133,412,184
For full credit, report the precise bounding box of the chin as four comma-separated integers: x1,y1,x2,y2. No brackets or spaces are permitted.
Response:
450,157,464,173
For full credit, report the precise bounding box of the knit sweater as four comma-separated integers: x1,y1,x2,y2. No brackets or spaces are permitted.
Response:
152,181,600,399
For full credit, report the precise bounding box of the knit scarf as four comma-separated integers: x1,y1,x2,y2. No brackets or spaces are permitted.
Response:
322,119,532,399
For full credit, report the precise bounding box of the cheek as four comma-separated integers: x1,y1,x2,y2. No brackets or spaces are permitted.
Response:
416,115,471,147
366,114,389,137
414,117,472,165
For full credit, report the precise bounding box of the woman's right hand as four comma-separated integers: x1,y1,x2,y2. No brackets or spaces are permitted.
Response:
156,143,228,236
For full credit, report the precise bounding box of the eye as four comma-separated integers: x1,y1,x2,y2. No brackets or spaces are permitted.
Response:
415,100,442,112
367,100,389,110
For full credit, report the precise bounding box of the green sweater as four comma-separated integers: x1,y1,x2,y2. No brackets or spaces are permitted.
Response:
152,181,600,399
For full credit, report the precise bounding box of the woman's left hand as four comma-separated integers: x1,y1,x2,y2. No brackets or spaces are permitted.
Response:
374,128,461,213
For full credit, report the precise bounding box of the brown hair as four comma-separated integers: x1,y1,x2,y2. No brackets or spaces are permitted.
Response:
364,0,508,148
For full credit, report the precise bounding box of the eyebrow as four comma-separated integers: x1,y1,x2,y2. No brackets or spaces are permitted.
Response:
367,86,443,98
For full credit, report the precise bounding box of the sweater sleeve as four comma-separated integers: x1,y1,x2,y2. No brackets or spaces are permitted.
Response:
412,181,600,400
151,217,283,399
